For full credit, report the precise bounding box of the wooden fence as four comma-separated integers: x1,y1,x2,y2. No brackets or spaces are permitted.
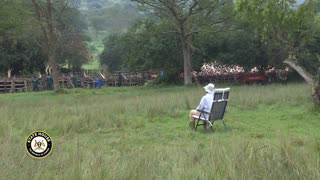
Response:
0,71,286,93
0,73,238,93
0,79,28,93
0,73,147,93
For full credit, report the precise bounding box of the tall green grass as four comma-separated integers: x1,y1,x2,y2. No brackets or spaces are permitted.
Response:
0,83,320,179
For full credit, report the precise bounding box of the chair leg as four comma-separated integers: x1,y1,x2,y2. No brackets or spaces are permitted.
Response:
204,122,211,132
189,121,195,130
195,119,200,131
221,119,227,130
207,121,213,127
203,121,208,130
209,124,214,132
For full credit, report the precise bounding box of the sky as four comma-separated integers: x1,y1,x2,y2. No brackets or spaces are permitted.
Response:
296,0,305,4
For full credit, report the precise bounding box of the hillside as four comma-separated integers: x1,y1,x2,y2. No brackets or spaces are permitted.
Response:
75,0,141,38
72,0,143,69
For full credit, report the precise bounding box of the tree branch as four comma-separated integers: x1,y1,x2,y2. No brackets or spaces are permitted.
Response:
58,0,70,19
31,0,49,50
283,59,314,85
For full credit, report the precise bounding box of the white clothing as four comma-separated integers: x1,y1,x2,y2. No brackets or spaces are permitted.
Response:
196,93,214,119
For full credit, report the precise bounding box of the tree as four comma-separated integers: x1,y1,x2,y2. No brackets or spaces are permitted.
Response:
0,0,46,75
100,19,183,75
55,5,90,71
100,34,124,71
0,0,29,36
0,0,88,76
86,1,143,40
194,20,290,71
31,0,90,87
131,0,234,85
236,0,320,105
32,0,61,89
0,31,47,75
121,19,181,70
57,32,91,71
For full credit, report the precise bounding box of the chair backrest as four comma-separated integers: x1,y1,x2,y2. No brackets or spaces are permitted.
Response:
209,88,230,121
214,88,230,100
209,100,228,120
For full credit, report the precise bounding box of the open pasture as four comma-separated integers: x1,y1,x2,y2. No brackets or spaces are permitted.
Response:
1,83,320,179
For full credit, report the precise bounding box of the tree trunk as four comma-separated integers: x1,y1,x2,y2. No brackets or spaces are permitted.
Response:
313,69,320,107
32,0,59,90
283,59,313,85
46,0,59,90
313,80,320,107
180,27,192,85
283,55,320,106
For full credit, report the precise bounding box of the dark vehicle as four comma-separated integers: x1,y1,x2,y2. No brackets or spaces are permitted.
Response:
238,72,268,84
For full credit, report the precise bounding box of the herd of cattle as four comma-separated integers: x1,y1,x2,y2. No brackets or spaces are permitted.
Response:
193,63,288,84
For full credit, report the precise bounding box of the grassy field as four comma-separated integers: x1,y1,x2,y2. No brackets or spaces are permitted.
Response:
1,83,320,179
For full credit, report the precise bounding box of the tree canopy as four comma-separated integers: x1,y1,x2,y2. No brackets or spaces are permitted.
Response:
0,0,90,77
131,0,235,84
1,0,320,89
236,0,320,77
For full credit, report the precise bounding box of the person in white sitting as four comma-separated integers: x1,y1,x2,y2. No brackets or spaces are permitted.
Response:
189,83,215,130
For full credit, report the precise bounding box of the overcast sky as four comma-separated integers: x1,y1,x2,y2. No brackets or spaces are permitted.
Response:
296,0,304,4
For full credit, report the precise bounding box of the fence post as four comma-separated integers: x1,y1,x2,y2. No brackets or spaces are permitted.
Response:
24,79,28,92
4,80,7,92
11,79,15,93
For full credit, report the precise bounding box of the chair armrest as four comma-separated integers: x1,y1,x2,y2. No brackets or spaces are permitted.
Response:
196,107,209,120
214,99,229,102
196,109,209,114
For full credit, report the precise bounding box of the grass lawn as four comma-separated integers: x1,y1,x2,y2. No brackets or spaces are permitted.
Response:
1,83,320,179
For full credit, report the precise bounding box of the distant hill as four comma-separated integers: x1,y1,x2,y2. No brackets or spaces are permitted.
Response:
72,0,143,69
73,0,142,40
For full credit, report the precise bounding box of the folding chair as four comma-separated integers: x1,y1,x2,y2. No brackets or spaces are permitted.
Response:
213,88,230,100
193,88,230,131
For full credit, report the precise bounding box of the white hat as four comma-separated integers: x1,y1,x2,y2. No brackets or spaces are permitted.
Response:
204,83,215,94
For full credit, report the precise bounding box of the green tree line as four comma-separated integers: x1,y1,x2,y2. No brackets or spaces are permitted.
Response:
0,0,90,77
100,0,320,105
100,0,320,76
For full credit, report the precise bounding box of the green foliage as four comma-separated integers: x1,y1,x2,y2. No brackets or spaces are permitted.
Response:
236,0,319,54
193,21,287,70
133,0,237,84
235,0,320,86
0,0,30,37
79,0,143,70
298,37,320,74
0,35,46,75
100,19,183,73
51,1,91,71
0,0,44,75
84,1,143,39
100,34,124,71
122,19,183,72
100,10,286,74
0,0,90,75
